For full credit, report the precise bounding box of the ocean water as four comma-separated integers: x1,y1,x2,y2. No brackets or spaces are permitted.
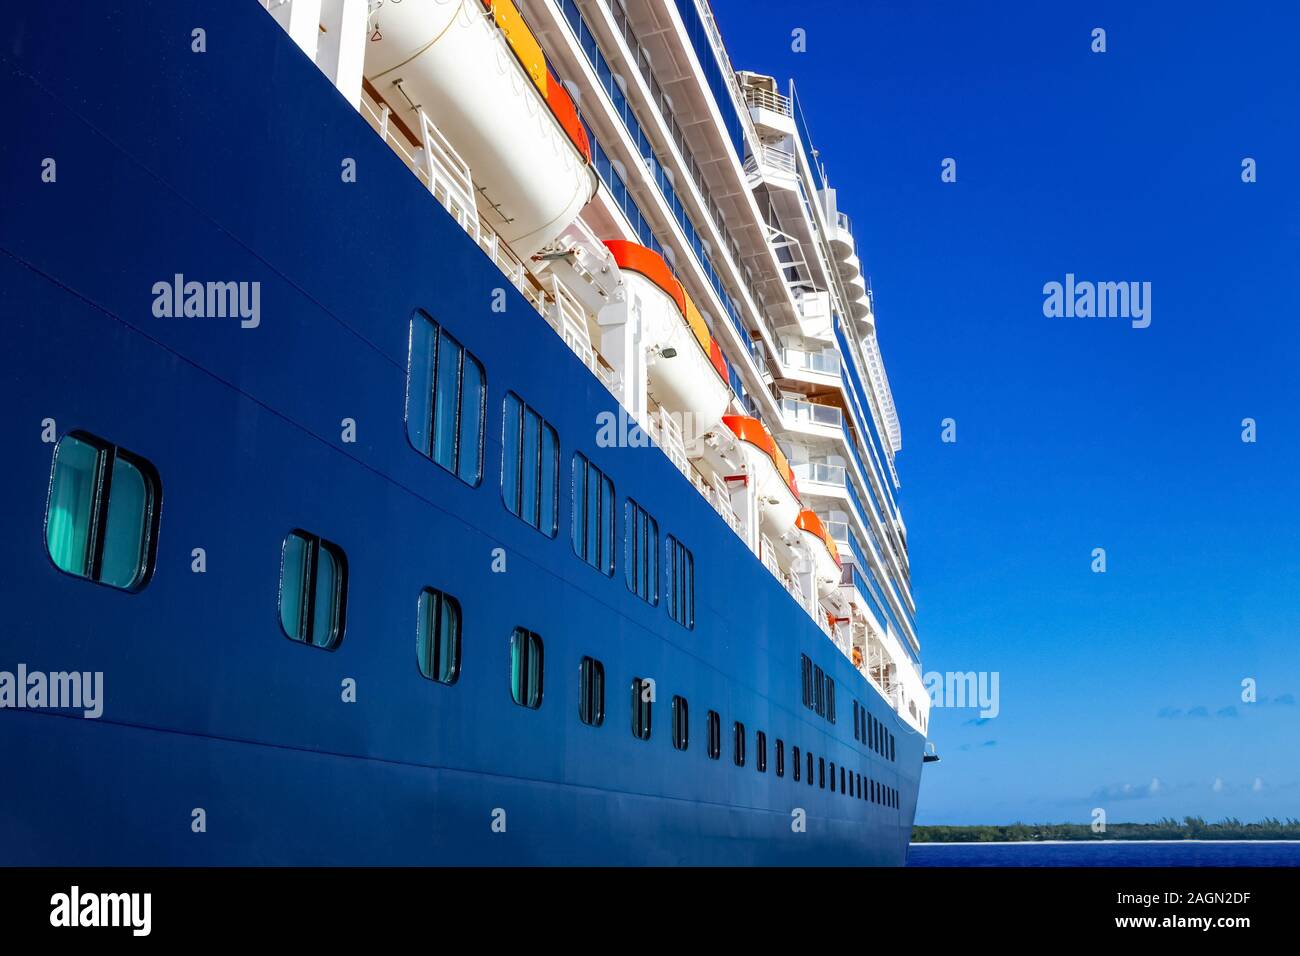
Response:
907,841,1300,867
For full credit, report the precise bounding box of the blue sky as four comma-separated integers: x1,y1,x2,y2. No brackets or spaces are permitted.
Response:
717,0,1300,824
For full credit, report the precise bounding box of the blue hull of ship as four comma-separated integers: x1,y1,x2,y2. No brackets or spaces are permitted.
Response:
0,0,922,865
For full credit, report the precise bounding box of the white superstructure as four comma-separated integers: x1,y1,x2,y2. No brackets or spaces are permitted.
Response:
260,0,928,734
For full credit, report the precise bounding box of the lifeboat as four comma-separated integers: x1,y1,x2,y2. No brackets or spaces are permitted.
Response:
606,241,732,434
796,510,842,599
722,416,801,537
365,0,598,257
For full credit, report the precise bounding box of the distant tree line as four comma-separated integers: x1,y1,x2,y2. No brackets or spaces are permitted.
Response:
912,818,1300,842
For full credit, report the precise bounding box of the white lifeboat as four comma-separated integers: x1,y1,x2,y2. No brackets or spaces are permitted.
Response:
796,510,843,599
365,0,598,257
722,416,801,538
607,241,732,436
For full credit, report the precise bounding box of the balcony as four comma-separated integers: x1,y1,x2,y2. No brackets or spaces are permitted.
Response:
780,345,841,379
781,396,843,432
743,143,797,189
740,80,796,138
829,211,855,257
793,460,846,487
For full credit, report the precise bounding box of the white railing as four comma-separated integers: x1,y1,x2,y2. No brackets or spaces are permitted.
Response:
782,397,843,428
742,85,792,117
760,535,782,578
793,461,846,486
782,346,841,376
743,144,796,178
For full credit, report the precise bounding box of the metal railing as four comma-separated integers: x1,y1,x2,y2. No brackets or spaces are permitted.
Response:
781,346,841,376
782,397,842,428
743,144,796,178
742,85,792,117
793,461,846,486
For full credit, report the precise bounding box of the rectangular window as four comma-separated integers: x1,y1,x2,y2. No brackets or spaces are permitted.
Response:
869,714,876,752
672,695,688,750
890,734,896,762
756,731,767,773
827,678,836,724
666,535,694,629
776,739,785,778
631,677,653,740
807,751,814,786
509,628,544,709
818,757,826,789
416,587,460,684
707,710,721,760
406,313,485,485
800,654,812,709
624,499,659,604
813,666,825,717
579,656,605,726
792,746,801,782
853,701,860,741
572,453,615,575
830,762,836,793
501,393,559,536
841,766,846,794
279,530,347,650
732,721,746,767
45,432,160,591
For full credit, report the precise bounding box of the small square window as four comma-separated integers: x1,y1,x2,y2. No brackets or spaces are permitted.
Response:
45,432,160,592
279,530,347,649
510,628,544,708
579,656,605,726
632,677,653,740
417,587,461,683
672,695,688,751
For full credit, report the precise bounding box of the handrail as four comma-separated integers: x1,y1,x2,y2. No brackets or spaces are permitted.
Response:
742,85,792,117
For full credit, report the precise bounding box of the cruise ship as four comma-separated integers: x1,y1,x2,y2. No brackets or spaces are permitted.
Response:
0,0,930,865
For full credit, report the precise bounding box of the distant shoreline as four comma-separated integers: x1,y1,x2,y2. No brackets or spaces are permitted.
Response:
912,820,1300,843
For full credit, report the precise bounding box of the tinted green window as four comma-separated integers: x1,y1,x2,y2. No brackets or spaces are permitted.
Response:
46,435,100,577
417,588,461,684
571,453,614,575
666,535,694,629
45,433,158,591
501,393,558,536
631,677,652,741
672,695,688,751
279,531,347,649
406,313,484,486
510,628,544,709
579,656,605,726
624,499,658,605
